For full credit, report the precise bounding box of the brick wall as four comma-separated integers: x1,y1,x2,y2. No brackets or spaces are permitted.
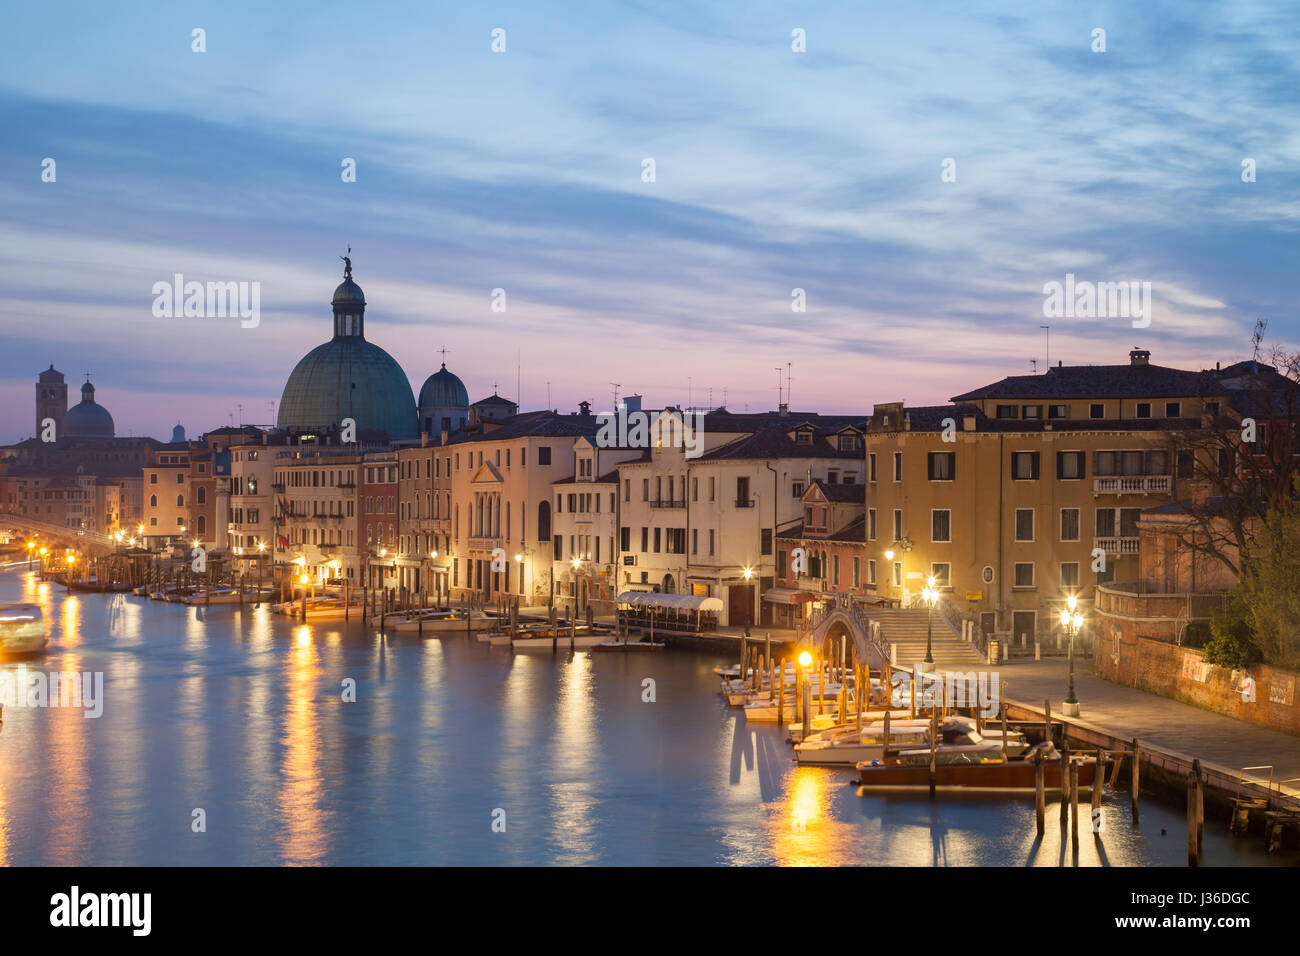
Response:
1095,635,1300,736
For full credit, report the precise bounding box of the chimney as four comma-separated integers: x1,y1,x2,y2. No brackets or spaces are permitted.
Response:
420,431,429,447
1130,348,1150,367
778,402,789,417
962,414,976,432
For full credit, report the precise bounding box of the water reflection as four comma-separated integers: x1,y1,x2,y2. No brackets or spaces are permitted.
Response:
0,568,1294,866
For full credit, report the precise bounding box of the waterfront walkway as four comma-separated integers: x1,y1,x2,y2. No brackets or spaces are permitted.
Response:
1000,658,1300,784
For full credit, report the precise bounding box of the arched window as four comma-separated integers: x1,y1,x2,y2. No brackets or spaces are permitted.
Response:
150,494,157,507
537,500,551,544
176,494,184,507
197,516,206,535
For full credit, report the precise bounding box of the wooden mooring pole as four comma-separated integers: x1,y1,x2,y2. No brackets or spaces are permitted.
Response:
1188,758,1204,866
1131,738,1141,825
1035,751,1046,836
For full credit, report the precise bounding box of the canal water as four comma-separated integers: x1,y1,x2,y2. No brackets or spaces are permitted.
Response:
0,569,1291,866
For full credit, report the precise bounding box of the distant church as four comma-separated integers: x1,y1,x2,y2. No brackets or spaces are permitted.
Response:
36,365,116,439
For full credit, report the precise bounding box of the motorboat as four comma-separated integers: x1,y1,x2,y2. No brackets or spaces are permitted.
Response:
856,738,1088,792
373,609,495,633
0,603,48,658
797,714,1024,766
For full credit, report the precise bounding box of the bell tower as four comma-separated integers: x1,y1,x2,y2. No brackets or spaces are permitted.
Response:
36,364,67,438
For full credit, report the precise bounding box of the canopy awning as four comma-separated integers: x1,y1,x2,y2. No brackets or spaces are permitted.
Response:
617,591,724,612
762,587,817,605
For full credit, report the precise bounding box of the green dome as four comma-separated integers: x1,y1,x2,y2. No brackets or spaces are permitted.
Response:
277,337,417,441
332,278,366,306
418,364,470,408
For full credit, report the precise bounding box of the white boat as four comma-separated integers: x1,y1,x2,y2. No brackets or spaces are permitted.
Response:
184,587,276,605
373,609,495,633
273,598,365,621
0,603,48,657
794,716,945,766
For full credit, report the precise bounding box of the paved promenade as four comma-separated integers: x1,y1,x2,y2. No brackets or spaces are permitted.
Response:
998,658,1300,783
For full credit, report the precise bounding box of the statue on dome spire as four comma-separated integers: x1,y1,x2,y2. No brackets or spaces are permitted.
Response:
340,246,352,279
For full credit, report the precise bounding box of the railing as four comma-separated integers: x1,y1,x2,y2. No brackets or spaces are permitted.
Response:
1093,535,1140,554
1092,475,1171,494
734,499,755,508
649,499,685,509
467,536,502,551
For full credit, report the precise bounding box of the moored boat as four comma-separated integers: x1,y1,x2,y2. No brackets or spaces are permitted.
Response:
856,740,1094,792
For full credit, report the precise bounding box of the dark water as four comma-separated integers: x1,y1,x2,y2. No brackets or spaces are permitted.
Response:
0,568,1291,866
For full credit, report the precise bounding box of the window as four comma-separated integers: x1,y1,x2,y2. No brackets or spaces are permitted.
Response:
1060,562,1080,589
149,494,157,507
892,452,902,482
1014,562,1035,588
1090,403,1105,419
927,452,955,481
761,529,772,555
1011,451,1040,480
642,478,649,501
826,469,839,485
640,527,648,552
1014,508,1034,541
1205,401,1220,416
1136,402,1151,419
149,473,158,484
1177,451,1195,479
892,562,902,587
791,481,804,498
1060,508,1080,542
996,405,1017,419
931,563,951,588
1048,404,1070,419
852,557,860,588
1021,405,1042,419
867,559,877,586
931,510,951,542
176,494,184,507
868,454,877,482
620,527,630,551
1165,402,1181,418
736,476,750,505
537,446,552,465
868,508,877,541
892,509,902,541
1056,451,1084,480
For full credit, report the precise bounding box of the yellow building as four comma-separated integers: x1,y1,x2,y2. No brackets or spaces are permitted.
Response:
863,349,1227,647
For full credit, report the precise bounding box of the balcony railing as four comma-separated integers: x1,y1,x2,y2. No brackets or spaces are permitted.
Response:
1092,475,1171,494
467,536,503,551
649,499,685,509
734,499,756,508
1093,536,1140,555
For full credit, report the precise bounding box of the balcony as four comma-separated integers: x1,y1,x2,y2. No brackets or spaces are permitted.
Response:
1093,536,1140,555
467,536,503,551
1092,476,1171,495
734,499,756,509
649,499,685,510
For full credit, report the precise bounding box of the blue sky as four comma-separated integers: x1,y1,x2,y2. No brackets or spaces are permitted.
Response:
1,1,1297,441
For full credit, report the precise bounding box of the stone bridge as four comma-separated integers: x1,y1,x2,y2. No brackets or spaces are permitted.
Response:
2,514,118,558
799,593,888,670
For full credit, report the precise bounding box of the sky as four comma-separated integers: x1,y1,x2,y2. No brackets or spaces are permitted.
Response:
0,1,1297,442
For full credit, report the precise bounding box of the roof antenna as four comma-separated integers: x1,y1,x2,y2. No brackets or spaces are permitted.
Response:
610,383,621,413
1030,358,1038,374
1041,324,1050,370
775,367,784,408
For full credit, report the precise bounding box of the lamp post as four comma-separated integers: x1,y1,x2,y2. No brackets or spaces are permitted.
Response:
1060,594,1084,716
742,566,753,637
921,575,938,670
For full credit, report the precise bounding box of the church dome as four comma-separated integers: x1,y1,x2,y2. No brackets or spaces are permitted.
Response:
63,381,115,438
418,363,469,409
332,277,366,306
276,258,417,441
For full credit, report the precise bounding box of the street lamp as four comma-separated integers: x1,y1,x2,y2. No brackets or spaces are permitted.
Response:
921,575,939,668
1060,594,1084,716
742,566,754,637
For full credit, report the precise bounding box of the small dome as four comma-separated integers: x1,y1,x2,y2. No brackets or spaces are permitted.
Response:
64,381,115,438
331,278,366,306
418,364,470,409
